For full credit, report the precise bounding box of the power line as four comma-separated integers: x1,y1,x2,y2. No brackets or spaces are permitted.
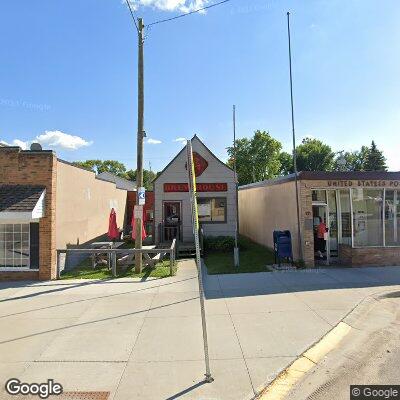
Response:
147,0,232,27
125,0,139,32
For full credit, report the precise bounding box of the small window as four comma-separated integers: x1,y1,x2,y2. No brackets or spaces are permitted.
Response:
198,198,226,223
312,190,327,202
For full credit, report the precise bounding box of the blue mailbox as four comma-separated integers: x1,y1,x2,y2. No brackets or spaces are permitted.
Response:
273,230,293,266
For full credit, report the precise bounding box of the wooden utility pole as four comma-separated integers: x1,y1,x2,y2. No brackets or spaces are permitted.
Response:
135,17,145,273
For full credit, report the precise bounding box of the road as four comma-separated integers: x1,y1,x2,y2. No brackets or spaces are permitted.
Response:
286,290,400,400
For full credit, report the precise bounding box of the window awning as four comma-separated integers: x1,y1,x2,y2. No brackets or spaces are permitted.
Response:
0,185,46,221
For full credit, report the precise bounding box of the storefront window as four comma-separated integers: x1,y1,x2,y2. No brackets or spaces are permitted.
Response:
352,189,383,246
339,189,352,245
0,223,30,268
385,190,399,246
198,198,226,223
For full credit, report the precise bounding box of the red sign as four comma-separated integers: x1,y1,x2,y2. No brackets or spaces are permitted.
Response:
185,152,209,177
164,183,228,192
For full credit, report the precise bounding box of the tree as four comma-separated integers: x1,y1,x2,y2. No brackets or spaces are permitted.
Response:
73,160,157,188
73,159,103,173
279,151,294,175
364,141,387,171
97,160,127,176
126,169,156,190
296,138,335,172
73,159,126,176
227,130,282,185
333,146,369,171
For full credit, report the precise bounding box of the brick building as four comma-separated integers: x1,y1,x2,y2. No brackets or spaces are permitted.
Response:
0,146,128,280
239,171,400,267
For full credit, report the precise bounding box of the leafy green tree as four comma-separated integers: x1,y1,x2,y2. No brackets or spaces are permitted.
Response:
227,130,282,185
73,160,157,189
74,159,126,176
73,159,103,173
333,147,369,171
279,151,294,175
296,138,335,171
126,169,156,190
364,141,387,171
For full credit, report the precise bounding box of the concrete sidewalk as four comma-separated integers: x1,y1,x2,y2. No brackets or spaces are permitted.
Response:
1,262,400,399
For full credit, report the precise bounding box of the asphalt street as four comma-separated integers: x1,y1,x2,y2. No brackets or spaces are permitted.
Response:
286,290,400,400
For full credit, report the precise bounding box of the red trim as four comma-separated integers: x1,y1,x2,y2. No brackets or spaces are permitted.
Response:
164,183,228,192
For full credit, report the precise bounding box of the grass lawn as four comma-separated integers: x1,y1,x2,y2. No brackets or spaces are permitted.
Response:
60,259,177,280
205,236,275,274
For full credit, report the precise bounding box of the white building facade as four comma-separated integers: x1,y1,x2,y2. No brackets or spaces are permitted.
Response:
153,136,237,243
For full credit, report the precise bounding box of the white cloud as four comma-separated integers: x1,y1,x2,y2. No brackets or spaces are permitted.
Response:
126,0,209,13
174,137,187,143
147,138,162,144
36,130,93,150
0,139,29,149
1,130,93,151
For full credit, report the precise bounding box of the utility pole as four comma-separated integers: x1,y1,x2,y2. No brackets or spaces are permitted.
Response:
135,17,145,273
287,12,304,262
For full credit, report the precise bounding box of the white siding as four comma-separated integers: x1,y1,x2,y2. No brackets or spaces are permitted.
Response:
154,137,236,243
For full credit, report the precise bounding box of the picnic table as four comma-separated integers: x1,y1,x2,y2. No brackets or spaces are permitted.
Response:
90,242,124,269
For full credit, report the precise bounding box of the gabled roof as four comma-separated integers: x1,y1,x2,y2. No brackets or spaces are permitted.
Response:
96,172,137,191
153,135,233,183
0,185,46,212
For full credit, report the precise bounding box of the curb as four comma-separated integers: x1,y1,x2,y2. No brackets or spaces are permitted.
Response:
256,287,399,400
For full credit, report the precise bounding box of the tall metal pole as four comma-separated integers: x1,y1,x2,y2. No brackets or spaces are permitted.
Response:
186,140,213,383
135,18,145,273
287,12,304,261
233,105,240,267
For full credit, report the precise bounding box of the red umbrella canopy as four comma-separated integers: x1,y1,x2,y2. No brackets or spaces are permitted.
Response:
108,208,119,240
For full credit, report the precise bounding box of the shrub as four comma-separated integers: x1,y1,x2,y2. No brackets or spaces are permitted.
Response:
203,235,251,252
203,236,235,251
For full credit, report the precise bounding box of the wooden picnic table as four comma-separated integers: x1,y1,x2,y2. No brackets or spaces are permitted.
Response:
90,242,124,269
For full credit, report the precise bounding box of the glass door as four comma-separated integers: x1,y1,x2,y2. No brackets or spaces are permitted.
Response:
312,203,330,266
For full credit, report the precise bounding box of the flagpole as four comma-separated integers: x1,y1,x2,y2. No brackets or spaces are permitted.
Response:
287,11,304,262
233,105,240,267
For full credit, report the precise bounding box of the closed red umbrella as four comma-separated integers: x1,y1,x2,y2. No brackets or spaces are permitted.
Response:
108,208,119,240
131,207,147,241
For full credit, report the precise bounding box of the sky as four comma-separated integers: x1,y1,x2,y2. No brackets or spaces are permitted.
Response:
1,0,400,171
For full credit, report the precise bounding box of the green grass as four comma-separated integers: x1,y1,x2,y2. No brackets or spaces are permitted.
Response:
60,259,177,280
205,236,274,274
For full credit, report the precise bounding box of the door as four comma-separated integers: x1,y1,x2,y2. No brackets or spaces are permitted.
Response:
163,202,181,241
312,204,330,265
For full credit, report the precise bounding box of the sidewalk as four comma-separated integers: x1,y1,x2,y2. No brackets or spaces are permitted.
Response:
1,262,400,399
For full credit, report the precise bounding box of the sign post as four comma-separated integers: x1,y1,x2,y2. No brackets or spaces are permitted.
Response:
186,140,213,383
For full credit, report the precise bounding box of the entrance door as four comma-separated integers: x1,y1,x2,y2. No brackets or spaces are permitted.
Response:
312,204,330,265
163,202,181,242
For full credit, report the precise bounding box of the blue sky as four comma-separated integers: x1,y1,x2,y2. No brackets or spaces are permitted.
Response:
1,0,400,171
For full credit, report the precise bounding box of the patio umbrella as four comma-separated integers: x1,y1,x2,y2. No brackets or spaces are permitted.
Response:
131,207,147,241
108,208,119,240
